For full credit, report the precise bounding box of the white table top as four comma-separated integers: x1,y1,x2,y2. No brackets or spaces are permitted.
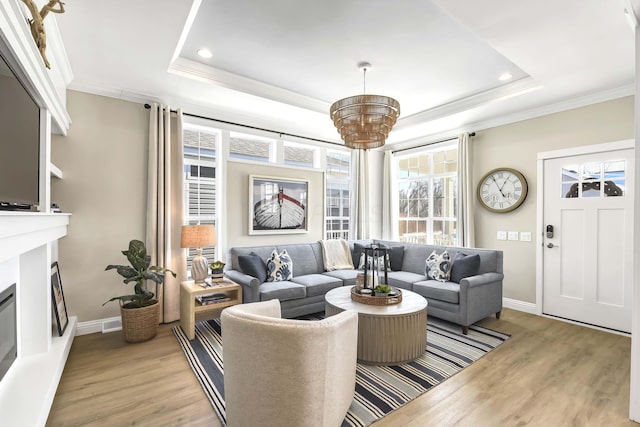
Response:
325,286,427,316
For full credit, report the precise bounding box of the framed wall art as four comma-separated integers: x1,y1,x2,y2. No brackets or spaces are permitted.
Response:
51,261,68,336
249,175,309,235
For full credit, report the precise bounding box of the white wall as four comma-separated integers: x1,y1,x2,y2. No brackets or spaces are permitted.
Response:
51,90,148,322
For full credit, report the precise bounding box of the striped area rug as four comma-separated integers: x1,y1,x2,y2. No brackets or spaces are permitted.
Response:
173,316,510,427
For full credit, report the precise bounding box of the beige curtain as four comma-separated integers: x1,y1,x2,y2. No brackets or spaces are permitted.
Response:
382,150,398,241
352,149,370,240
146,104,186,323
457,132,475,247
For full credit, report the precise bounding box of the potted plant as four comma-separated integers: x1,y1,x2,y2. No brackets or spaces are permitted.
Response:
374,284,392,297
104,239,176,343
209,260,225,281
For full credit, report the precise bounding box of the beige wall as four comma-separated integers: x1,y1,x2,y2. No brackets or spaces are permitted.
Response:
225,160,324,249
50,89,633,323
51,90,148,322
473,96,634,303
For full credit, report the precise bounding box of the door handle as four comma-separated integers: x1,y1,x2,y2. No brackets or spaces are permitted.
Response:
546,243,559,248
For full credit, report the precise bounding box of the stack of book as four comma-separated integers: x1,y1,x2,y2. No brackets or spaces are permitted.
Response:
196,292,230,305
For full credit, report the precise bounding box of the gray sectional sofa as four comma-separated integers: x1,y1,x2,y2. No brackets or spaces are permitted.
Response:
224,240,503,334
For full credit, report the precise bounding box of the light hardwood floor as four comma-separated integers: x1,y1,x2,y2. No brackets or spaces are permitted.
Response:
46,309,635,427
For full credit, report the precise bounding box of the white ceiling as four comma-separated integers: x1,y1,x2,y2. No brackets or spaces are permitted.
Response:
54,0,635,148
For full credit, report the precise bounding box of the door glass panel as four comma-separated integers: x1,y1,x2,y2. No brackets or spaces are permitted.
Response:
562,166,579,198
563,182,579,198
582,182,601,198
604,161,625,197
562,161,626,198
582,163,601,181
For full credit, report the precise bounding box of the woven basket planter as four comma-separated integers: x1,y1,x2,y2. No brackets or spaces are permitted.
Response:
120,303,159,343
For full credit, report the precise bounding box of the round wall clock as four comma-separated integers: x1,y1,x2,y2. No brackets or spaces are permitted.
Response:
477,168,528,213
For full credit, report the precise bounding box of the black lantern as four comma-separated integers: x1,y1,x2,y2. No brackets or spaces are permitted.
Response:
362,244,389,290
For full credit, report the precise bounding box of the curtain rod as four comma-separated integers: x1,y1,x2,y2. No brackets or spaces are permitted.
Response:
391,132,475,154
143,103,345,147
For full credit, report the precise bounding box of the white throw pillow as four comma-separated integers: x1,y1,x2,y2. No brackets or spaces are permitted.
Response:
425,250,452,282
266,249,293,282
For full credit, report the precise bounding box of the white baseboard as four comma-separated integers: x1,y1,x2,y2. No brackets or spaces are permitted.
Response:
503,297,537,314
77,299,536,336
76,316,122,336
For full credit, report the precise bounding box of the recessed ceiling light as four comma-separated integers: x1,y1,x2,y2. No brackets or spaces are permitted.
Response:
197,48,212,59
499,73,513,81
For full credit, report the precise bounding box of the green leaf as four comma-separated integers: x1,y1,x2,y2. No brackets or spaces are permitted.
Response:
126,240,147,271
108,265,138,279
143,271,165,284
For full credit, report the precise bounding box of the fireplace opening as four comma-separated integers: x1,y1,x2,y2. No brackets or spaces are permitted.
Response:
0,284,17,382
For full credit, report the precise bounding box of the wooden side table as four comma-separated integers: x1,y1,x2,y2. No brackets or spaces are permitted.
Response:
180,278,242,340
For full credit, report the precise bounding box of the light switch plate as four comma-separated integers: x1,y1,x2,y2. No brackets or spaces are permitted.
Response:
508,231,519,241
497,231,507,240
520,231,532,242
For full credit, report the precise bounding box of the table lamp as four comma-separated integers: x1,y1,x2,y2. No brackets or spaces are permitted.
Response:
181,224,216,284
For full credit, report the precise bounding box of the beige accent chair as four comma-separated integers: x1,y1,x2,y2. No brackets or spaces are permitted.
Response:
221,299,358,427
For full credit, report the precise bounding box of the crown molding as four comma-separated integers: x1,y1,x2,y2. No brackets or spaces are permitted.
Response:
0,1,71,134
395,77,541,130
385,83,634,151
168,56,331,114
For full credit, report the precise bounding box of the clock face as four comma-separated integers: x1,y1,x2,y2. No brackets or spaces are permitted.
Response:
477,168,528,212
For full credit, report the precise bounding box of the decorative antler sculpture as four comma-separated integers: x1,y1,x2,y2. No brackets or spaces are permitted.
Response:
20,0,66,69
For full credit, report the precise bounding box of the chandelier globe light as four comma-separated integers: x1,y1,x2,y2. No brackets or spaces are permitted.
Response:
330,62,400,150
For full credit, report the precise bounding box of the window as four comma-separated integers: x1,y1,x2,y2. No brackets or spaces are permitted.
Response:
283,141,318,168
325,150,351,240
184,122,353,249
397,144,458,245
183,128,218,274
229,132,273,162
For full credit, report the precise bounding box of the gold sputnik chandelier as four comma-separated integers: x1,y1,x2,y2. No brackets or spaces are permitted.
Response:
330,62,400,150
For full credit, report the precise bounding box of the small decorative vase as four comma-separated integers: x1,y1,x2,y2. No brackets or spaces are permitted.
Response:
211,270,224,281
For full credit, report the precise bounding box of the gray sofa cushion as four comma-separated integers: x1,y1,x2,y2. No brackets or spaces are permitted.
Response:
229,246,276,271
450,253,481,283
352,242,368,269
374,240,405,271
238,252,268,283
323,269,359,286
260,281,306,302
413,280,460,304
292,274,342,297
276,243,324,276
386,271,425,290
401,244,436,274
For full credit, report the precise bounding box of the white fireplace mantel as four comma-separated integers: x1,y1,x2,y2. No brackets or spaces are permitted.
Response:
0,212,75,427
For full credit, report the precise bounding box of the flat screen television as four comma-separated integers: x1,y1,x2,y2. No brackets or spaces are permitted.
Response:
0,52,40,211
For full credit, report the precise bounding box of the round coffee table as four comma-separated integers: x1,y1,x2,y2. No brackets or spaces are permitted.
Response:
325,286,427,365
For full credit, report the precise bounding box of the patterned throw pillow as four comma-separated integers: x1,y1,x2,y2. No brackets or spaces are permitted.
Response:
357,253,389,271
425,250,452,282
266,249,293,282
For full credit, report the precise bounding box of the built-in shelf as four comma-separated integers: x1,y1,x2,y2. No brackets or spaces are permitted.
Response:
0,213,71,427
0,317,77,426
50,163,62,179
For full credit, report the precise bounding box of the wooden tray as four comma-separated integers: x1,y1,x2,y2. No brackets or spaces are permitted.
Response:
350,286,402,306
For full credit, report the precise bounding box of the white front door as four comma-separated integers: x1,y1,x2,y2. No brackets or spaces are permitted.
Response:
542,148,633,333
